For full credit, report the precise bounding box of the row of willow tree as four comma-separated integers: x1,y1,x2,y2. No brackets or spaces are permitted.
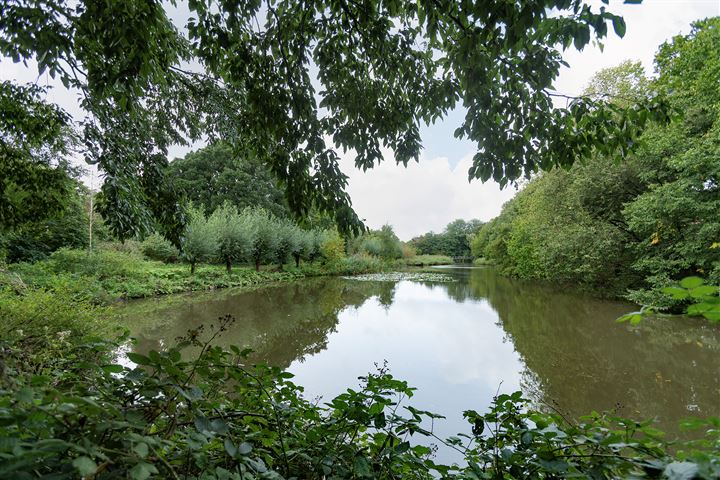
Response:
179,204,339,273
470,19,720,304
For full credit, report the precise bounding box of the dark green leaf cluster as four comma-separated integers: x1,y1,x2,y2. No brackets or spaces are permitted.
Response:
167,143,291,220
0,81,77,228
1,0,668,240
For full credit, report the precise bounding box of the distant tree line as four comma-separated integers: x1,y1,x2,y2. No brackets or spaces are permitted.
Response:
409,219,484,258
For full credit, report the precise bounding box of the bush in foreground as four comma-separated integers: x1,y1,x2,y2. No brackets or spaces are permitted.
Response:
1,319,718,480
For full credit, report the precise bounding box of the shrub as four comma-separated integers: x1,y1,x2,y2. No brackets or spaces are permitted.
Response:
141,234,179,263
319,229,345,263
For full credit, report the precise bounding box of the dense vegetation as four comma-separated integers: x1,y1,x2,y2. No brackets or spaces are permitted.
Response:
2,1,720,478
1,0,669,240
470,20,720,304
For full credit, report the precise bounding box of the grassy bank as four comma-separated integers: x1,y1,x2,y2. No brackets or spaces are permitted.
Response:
0,248,396,342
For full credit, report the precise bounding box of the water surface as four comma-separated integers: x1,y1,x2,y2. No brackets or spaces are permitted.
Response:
120,267,720,456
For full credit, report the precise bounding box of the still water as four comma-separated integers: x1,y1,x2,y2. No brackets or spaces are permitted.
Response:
121,266,720,456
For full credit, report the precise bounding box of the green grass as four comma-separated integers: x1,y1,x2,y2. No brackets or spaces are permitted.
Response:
1,248,395,341
401,254,454,267
6,248,394,302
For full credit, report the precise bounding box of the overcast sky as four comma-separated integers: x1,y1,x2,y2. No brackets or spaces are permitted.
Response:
2,0,718,239
347,0,720,239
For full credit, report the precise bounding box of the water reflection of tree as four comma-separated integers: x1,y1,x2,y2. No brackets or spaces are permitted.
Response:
124,278,397,370
437,267,720,437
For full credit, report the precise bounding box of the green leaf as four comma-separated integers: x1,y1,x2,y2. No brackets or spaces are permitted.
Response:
224,439,237,457
687,303,714,316
611,16,626,38
102,364,125,373
126,352,152,365
661,287,689,300
354,456,371,477
679,277,704,289
15,388,33,403
133,442,149,458
689,285,717,298
238,442,253,455
72,456,97,477
129,462,159,480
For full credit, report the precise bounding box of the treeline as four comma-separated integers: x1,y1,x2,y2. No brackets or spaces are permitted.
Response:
409,219,484,258
0,141,295,264
470,19,720,304
150,203,341,273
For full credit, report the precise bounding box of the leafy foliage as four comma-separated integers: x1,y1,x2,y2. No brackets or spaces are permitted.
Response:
1,0,669,239
0,81,76,228
2,324,719,479
167,142,290,219
470,21,720,300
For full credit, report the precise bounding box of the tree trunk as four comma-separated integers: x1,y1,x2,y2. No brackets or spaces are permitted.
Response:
255,258,260,271
191,261,196,274
226,259,232,273
294,254,300,268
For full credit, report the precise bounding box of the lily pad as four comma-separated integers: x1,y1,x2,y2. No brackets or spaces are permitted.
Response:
342,272,456,283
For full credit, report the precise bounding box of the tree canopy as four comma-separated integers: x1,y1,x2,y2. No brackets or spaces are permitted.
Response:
167,143,289,219
0,0,668,241
470,19,720,302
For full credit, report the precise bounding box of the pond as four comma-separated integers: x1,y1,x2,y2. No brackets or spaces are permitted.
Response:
119,266,720,461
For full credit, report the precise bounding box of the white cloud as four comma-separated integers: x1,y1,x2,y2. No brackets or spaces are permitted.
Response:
340,151,517,240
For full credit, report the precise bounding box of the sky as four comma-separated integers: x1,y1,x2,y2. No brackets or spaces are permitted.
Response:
2,0,719,239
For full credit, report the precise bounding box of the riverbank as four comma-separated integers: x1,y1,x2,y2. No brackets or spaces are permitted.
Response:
0,248,454,341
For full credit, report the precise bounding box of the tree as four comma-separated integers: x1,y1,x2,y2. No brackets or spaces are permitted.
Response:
0,81,76,228
274,220,302,270
180,206,217,274
622,18,720,299
245,208,279,272
411,219,483,257
1,0,668,241
0,181,91,263
209,203,253,273
168,143,289,219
